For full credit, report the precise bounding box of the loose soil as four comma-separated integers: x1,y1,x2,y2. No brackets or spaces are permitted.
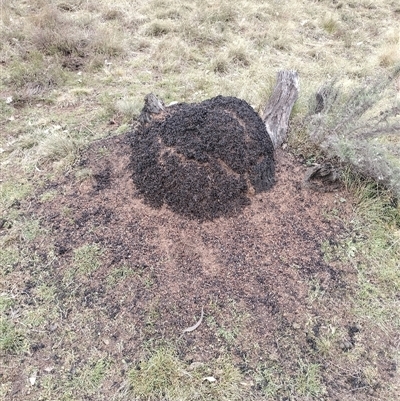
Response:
8,129,396,400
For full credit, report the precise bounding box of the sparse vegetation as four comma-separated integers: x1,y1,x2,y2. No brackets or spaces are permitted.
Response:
72,243,103,276
0,319,26,353
129,346,244,401
1,0,400,400
255,359,325,398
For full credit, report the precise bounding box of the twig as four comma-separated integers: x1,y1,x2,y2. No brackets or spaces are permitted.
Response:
182,307,204,333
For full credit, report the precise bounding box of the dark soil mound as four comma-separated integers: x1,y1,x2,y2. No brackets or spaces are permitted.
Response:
129,95,275,220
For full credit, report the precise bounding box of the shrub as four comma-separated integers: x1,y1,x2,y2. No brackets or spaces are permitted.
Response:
302,68,400,196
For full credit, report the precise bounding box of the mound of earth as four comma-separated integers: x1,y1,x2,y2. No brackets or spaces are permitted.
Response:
129,95,275,220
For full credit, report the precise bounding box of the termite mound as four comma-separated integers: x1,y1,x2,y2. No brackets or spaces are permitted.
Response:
129,95,275,221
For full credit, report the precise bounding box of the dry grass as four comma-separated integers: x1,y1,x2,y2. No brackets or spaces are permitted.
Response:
1,0,400,400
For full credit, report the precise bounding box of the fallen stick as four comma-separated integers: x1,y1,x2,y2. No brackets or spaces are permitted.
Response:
182,307,204,333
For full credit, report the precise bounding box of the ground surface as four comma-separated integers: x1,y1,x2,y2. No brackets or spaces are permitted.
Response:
43,134,347,341
2,129,399,400
7,131,383,399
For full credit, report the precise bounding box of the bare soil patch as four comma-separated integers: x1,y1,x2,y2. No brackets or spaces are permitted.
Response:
11,131,394,399
25,130,362,388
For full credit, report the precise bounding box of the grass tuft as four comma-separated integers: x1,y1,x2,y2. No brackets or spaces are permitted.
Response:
72,243,103,276
295,360,325,397
228,42,251,67
379,45,400,67
114,97,142,121
0,181,32,210
0,319,26,354
36,129,83,164
102,8,124,21
322,14,339,34
143,20,174,37
255,359,325,398
129,347,187,400
8,52,66,93
129,346,245,401
212,55,230,74
79,358,111,391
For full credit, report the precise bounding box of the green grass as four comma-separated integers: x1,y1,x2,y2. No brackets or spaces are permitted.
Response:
72,243,103,277
255,359,326,398
78,358,111,392
350,182,400,327
129,346,244,401
129,347,188,400
106,264,135,286
0,181,32,210
0,319,27,353
295,359,325,397
0,247,20,274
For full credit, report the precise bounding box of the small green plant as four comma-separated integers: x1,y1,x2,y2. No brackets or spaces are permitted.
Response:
0,247,19,274
295,359,325,397
80,358,111,391
75,167,92,181
0,319,26,353
106,264,134,286
321,239,334,262
308,279,326,303
144,305,160,329
0,181,32,209
322,15,339,34
39,189,58,202
129,347,189,400
21,218,42,242
35,283,57,303
255,364,284,398
217,326,239,344
72,243,103,276
315,324,339,357
0,294,14,313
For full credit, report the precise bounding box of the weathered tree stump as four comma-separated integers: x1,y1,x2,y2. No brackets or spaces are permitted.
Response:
261,70,299,149
138,93,165,124
303,163,340,192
